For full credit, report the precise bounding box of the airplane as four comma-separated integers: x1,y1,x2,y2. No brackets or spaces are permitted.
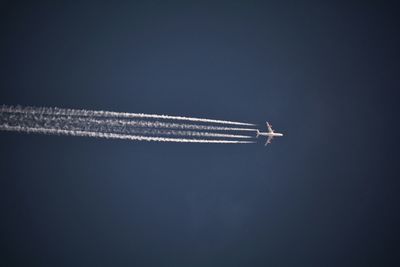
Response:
256,122,283,146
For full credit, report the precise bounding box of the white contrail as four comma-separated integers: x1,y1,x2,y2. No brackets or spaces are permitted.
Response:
28,115,257,132
72,117,258,132
121,128,253,139
0,105,257,143
51,116,255,138
0,105,255,126
0,125,255,144
90,118,258,132
4,114,255,139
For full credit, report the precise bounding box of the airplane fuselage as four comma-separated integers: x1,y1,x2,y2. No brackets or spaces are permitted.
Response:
257,132,283,137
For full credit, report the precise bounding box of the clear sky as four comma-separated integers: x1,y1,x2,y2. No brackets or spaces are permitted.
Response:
0,1,399,266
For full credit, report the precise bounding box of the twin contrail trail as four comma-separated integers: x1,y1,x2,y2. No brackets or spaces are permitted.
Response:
83,118,258,132
0,105,257,144
0,125,255,144
0,105,255,126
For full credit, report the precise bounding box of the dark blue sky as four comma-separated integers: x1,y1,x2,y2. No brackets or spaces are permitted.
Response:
0,1,399,266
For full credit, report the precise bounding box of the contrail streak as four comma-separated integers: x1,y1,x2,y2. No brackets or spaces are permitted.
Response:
0,125,255,144
53,116,255,138
0,105,255,126
84,118,258,132
26,115,257,132
121,128,253,139
0,104,257,144
1,113,254,139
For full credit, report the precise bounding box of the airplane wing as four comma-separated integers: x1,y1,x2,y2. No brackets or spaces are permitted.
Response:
265,136,273,146
266,122,273,133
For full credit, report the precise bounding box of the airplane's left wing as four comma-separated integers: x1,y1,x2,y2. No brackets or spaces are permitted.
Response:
266,122,273,133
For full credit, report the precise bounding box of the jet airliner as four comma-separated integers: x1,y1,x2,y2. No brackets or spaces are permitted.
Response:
256,122,283,146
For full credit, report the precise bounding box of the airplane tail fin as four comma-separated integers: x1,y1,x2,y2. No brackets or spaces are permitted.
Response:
256,130,260,138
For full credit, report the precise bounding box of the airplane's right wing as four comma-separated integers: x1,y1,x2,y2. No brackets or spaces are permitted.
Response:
265,136,273,146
